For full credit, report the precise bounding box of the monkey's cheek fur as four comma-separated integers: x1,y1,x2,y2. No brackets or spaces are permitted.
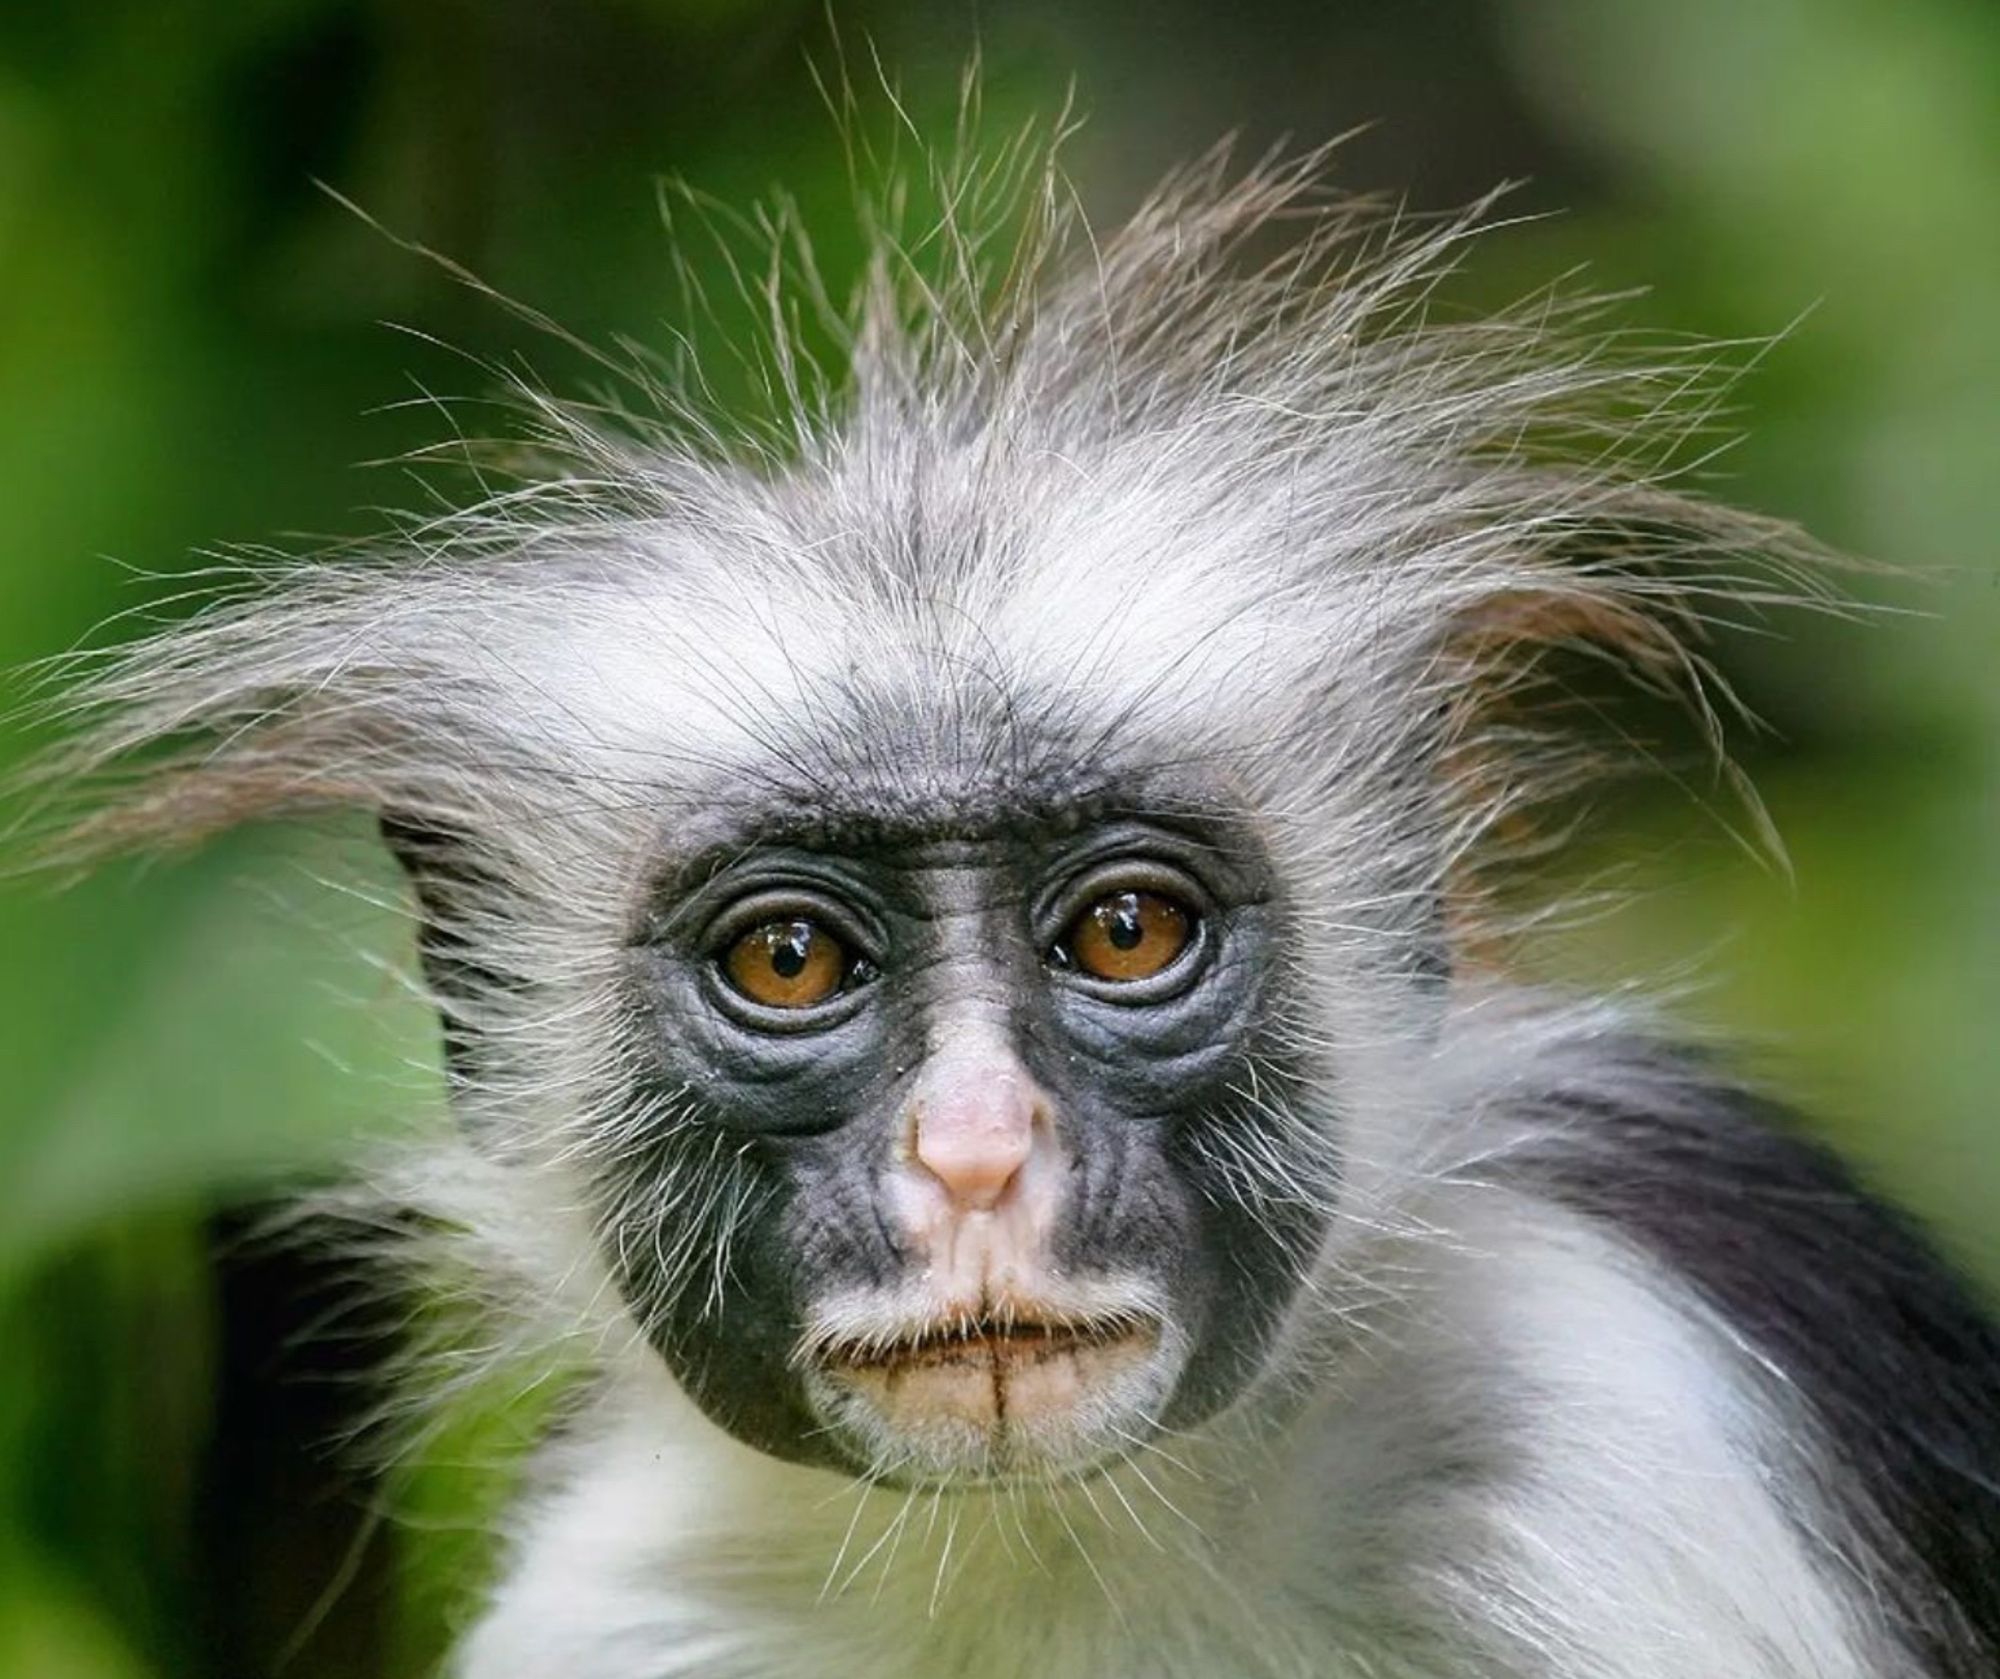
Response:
803,1318,1179,1483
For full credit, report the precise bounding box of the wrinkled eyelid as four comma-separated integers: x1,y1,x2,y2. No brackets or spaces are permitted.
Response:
1034,854,1216,942
698,886,884,962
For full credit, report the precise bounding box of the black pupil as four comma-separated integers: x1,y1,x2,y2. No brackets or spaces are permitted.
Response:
769,923,813,979
1105,895,1145,950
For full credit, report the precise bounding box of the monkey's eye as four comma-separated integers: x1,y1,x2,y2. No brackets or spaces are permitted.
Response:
1054,890,1194,984
721,919,865,1010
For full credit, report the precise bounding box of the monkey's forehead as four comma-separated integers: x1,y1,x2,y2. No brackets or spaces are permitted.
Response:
454,564,1347,866
633,756,1274,896
449,469,1424,810
514,600,1309,879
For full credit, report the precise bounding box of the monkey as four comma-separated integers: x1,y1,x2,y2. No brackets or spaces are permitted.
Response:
18,136,2000,1679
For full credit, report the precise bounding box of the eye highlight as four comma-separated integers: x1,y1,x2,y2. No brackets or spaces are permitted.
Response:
722,919,855,1010
1057,890,1194,984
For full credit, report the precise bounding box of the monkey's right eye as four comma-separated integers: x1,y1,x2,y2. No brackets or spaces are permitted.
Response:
720,918,869,1011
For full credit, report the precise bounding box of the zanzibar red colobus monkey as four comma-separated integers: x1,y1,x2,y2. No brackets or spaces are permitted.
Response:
18,127,2000,1678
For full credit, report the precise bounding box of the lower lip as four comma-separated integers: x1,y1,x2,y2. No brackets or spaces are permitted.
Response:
821,1320,1161,1434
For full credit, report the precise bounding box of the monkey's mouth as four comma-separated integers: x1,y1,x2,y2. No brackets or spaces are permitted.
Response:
810,1307,1165,1459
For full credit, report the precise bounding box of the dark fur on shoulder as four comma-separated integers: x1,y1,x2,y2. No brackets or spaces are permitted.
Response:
1504,1049,2000,1675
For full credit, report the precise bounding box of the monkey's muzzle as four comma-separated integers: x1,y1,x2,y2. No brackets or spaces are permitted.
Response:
811,1308,1165,1465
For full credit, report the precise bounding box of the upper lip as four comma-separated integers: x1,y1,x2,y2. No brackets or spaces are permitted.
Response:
816,1307,1156,1371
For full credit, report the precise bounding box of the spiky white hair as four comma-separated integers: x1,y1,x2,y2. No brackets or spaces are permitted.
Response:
24,135,1820,1132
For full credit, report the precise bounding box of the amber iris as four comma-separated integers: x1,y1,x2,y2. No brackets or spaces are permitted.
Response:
723,919,848,1009
1065,890,1192,983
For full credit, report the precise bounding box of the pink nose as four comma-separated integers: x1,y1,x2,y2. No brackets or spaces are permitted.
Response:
910,1060,1040,1212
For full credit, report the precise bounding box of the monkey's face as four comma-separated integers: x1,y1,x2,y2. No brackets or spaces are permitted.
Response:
608,789,1323,1486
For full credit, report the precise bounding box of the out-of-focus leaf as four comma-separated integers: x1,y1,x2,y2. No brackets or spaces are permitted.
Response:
0,1545,161,1679
0,829,440,1278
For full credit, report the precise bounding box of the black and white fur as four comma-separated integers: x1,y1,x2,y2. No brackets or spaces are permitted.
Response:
25,140,2000,1678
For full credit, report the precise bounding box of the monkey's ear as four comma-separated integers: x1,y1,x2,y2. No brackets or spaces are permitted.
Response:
378,812,504,1089
1431,579,1715,973
1445,587,1697,705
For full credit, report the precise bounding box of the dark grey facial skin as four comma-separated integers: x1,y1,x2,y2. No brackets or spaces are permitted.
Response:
601,781,1331,1476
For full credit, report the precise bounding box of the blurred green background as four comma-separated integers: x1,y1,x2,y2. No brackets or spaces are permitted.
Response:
0,2,1994,1673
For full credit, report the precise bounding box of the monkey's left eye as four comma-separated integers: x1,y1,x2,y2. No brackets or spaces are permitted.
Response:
721,919,869,1010
1053,890,1195,985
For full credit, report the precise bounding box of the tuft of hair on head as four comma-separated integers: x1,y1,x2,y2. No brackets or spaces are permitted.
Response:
9,121,1843,888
